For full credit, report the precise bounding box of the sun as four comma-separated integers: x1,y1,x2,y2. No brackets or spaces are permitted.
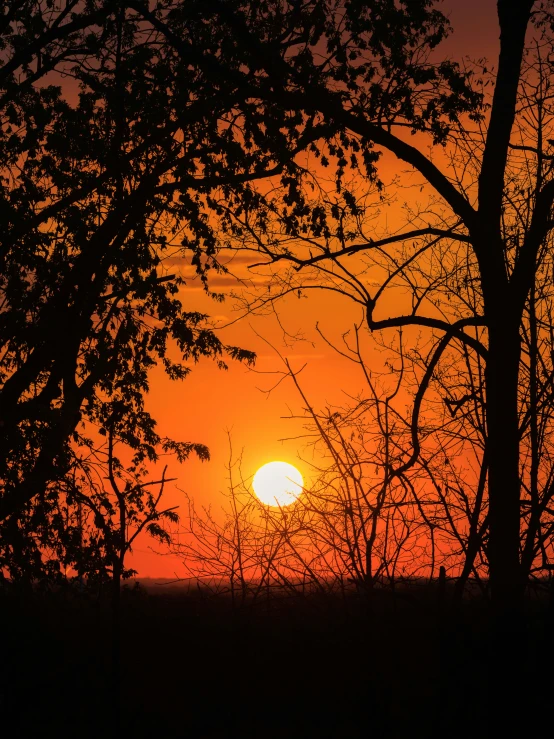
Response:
252,461,304,507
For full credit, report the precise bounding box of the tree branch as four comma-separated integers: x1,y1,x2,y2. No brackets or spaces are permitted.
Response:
367,314,487,360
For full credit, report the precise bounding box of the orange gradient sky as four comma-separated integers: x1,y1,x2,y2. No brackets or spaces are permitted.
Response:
129,0,500,577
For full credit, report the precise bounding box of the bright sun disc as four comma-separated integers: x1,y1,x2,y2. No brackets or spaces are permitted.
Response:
252,461,303,507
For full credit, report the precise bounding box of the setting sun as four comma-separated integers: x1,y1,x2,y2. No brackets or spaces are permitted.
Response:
252,461,304,507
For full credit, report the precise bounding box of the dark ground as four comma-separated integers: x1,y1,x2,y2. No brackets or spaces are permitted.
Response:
1,582,552,738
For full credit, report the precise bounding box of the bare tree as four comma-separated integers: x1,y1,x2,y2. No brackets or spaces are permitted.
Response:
201,8,554,680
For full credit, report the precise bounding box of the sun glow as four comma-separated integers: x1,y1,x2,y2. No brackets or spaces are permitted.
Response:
252,461,304,507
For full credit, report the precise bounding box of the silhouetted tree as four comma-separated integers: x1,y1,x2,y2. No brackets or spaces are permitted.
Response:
0,0,331,535
177,440,261,603
167,0,554,722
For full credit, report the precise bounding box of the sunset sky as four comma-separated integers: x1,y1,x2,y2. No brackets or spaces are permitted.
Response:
130,0,501,577
4,6,550,737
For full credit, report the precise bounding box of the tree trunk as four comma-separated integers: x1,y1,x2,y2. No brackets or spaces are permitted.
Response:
486,319,522,615
111,558,122,735
485,316,525,729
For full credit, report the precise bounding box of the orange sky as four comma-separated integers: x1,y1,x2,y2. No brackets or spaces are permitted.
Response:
129,0,501,577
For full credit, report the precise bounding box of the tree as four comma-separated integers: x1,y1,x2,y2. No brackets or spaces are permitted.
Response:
169,0,554,722
0,0,329,534
216,0,554,612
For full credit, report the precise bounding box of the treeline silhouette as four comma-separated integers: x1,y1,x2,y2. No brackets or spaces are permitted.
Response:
1,0,554,735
